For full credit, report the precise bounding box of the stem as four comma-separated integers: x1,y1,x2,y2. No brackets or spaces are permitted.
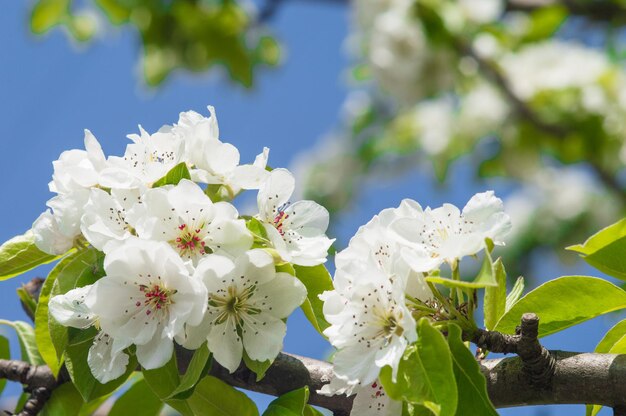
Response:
405,295,438,314
451,262,464,306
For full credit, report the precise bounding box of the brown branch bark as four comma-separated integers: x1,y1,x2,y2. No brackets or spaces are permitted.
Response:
507,0,626,21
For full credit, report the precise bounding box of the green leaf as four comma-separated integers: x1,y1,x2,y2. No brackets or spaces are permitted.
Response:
243,350,272,382
64,330,136,402
0,336,10,395
427,249,498,290
0,231,66,280
109,377,163,416
175,375,259,416
505,277,525,312
152,162,191,187
169,344,212,399
381,319,457,416
0,320,44,365
143,351,181,399
263,386,309,416
293,264,333,334
483,258,507,330
30,0,69,33
16,286,38,319
246,217,269,242
494,276,626,336
568,218,626,280
94,0,131,24
40,382,83,416
43,249,105,366
446,324,498,416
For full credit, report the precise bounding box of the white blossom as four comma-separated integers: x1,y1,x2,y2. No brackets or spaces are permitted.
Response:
49,286,130,383
126,179,252,263
173,106,270,192
257,168,334,266
80,188,143,251
322,268,416,388
320,377,402,416
390,191,511,269
334,199,434,300
32,212,75,255
49,130,107,194
85,238,207,370
180,249,307,373
104,126,184,188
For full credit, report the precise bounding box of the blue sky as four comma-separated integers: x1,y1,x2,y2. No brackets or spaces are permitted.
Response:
0,2,618,415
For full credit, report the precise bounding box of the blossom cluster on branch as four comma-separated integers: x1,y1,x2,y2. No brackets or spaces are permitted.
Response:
31,106,333,382
3,104,626,416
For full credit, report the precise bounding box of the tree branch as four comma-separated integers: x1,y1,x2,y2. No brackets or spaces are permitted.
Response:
0,359,56,416
507,0,626,21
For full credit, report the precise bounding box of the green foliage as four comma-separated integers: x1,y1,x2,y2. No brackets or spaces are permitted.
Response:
568,218,626,280
38,248,105,372
0,231,66,280
0,336,9,395
30,0,69,33
263,386,322,416
152,162,192,187
109,377,164,416
505,276,525,312
40,382,83,416
0,320,44,365
483,258,507,330
446,324,498,416
243,350,272,382
495,276,626,336
169,376,260,416
64,328,137,401
381,319,457,416
293,264,333,335
168,344,212,399
30,0,281,86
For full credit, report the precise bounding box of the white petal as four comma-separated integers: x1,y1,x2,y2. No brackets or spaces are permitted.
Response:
88,332,130,384
241,315,285,363
230,165,270,190
234,249,276,287
49,286,97,329
283,200,330,233
255,272,307,318
208,316,242,373
136,331,174,370
257,168,295,221
350,381,402,416
203,142,240,176
32,211,74,255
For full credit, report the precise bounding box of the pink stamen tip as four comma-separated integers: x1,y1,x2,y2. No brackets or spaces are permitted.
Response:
178,224,186,230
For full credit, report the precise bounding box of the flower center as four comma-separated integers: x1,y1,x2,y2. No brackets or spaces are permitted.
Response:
138,284,175,315
209,284,261,324
273,210,289,236
174,223,206,256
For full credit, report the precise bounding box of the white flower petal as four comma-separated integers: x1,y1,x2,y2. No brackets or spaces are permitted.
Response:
88,332,130,384
255,272,306,318
49,286,97,329
136,331,174,370
208,316,242,373
257,168,295,221
242,315,286,363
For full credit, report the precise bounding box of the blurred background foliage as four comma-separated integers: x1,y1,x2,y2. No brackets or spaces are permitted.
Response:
27,0,626,278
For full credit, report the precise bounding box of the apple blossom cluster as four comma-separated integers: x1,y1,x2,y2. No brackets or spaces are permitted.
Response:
33,106,334,382
352,0,503,105
320,192,511,415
